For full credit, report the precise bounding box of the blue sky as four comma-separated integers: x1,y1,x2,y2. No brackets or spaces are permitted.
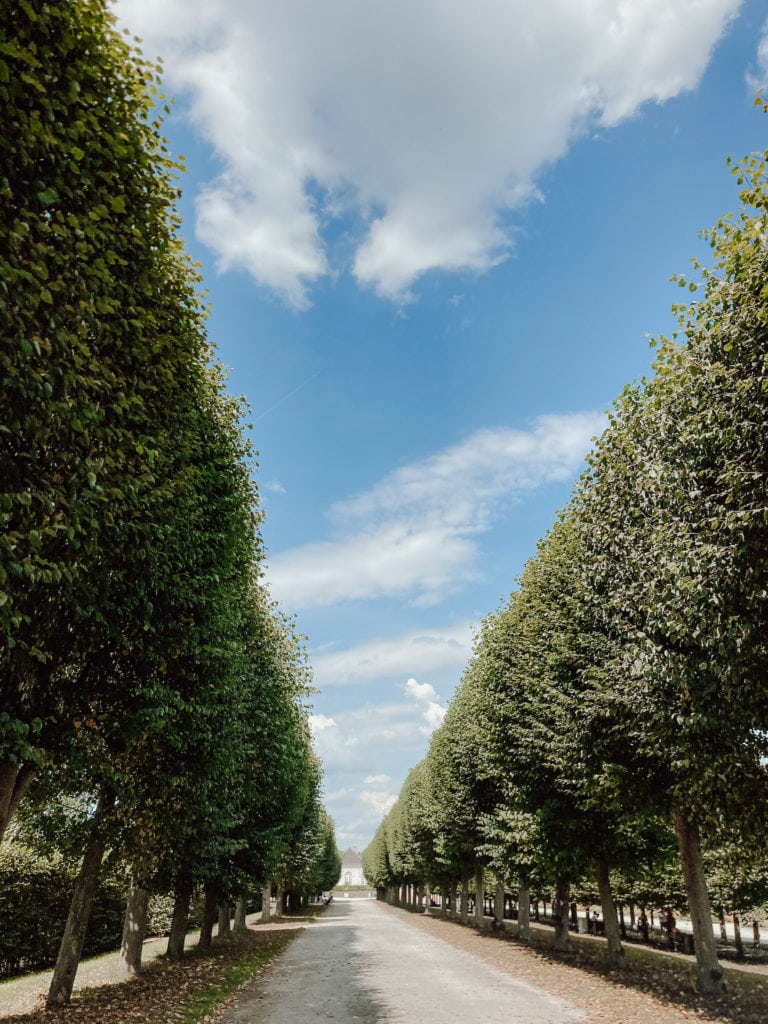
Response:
115,0,767,848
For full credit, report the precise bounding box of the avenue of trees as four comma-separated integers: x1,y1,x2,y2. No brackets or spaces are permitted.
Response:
363,106,768,996
1,0,338,1001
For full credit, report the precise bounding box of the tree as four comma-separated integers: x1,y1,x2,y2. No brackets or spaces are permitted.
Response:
0,0,213,841
579,125,768,992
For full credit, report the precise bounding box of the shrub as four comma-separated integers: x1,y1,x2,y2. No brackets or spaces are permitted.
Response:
0,843,124,978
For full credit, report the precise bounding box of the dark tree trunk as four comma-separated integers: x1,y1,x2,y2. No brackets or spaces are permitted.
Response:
596,858,624,968
0,761,36,842
718,906,728,943
552,878,572,952
518,886,531,940
198,889,217,951
119,881,150,977
494,877,505,929
639,907,650,942
753,920,761,949
47,791,114,1006
673,806,723,994
474,865,484,928
460,872,469,924
167,876,193,960
733,913,744,959
233,895,248,934
218,904,232,938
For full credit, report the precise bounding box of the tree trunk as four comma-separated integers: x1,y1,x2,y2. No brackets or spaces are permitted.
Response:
474,865,485,928
167,876,193,960
198,889,217,951
552,877,572,953
718,906,728,943
274,884,283,917
118,881,150,978
218,904,232,938
518,885,531,941
596,858,624,968
0,761,36,843
753,920,761,949
47,791,114,1006
233,895,248,934
460,873,469,924
424,884,431,915
494,877,505,929
733,913,744,959
449,881,456,915
673,806,723,994
261,885,272,923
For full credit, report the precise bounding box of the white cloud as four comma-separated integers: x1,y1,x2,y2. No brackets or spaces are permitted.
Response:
310,702,434,775
114,0,738,306
405,677,448,736
359,790,398,818
264,479,287,495
310,694,450,845
269,412,604,609
309,713,336,733
313,624,473,688
420,701,447,736
270,522,475,609
747,18,768,91
404,678,437,703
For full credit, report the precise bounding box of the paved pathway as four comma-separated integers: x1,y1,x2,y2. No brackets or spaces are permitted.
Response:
219,898,582,1023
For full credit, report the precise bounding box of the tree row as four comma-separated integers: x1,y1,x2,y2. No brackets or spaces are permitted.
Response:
1,0,338,1003
363,110,768,996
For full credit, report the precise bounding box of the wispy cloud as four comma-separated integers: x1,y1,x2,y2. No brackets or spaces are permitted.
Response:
312,683,449,840
747,18,768,92
312,624,474,688
115,0,738,306
360,790,398,818
264,480,287,495
405,677,447,736
269,412,604,609
309,713,337,733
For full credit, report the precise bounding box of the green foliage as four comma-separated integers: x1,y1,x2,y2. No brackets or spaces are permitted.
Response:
0,1,333,991
365,120,768,979
0,843,124,978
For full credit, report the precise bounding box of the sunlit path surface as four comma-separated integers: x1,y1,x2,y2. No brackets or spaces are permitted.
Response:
220,898,582,1023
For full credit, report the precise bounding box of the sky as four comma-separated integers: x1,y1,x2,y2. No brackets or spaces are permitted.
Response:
114,0,768,851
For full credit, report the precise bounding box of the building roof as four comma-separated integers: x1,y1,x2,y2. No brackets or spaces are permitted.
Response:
340,847,362,867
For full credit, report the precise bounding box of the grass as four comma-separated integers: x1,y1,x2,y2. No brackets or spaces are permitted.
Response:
154,931,296,1024
513,920,768,1023
0,928,301,1024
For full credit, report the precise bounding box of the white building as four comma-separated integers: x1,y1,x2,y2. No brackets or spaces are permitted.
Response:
338,847,366,887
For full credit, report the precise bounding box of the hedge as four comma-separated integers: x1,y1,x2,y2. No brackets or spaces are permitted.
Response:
0,844,125,978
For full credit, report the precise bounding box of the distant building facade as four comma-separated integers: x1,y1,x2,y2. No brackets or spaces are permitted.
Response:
338,847,366,886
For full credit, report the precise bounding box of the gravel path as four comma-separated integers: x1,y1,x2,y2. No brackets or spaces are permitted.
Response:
220,899,580,1023
218,899,766,1024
